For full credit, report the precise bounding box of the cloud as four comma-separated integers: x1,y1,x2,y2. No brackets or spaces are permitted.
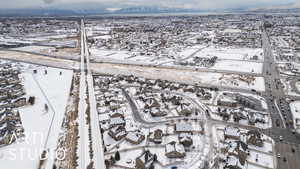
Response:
0,0,298,9
43,0,55,4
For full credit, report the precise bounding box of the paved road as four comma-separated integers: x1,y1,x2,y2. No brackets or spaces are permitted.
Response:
78,19,88,169
0,48,262,76
275,143,300,169
262,25,300,169
121,88,163,127
0,48,80,61
81,20,106,169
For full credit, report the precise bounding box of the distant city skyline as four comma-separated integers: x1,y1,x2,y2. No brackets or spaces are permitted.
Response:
1,0,299,10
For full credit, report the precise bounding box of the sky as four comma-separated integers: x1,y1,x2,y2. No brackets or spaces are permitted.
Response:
0,0,298,9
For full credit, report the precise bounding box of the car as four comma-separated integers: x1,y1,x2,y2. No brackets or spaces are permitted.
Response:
276,119,280,127
277,153,281,158
279,136,283,141
292,148,295,153
283,157,287,162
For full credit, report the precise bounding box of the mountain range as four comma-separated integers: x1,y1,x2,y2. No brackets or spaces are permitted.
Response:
0,2,299,17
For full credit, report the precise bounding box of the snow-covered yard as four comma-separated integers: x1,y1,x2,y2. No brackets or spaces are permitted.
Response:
289,101,300,134
0,65,73,169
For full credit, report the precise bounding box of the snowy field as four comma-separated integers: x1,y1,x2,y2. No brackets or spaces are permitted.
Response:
0,64,73,169
0,50,78,70
289,101,300,134
90,46,263,73
211,60,262,74
13,45,55,53
196,46,263,61
91,62,266,91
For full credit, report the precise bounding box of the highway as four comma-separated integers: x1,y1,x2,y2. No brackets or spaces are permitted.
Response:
78,19,88,169
82,19,107,169
77,19,106,169
262,24,300,169
0,49,262,76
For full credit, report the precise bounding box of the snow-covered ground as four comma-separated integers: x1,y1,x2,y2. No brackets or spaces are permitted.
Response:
91,62,266,91
13,46,55,53
90,46,263,74
0,64,73,169
91,46,263,62
0,50,79,70
211,60,262,74
289,101,300,134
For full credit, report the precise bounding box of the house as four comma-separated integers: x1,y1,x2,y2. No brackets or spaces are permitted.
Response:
225,141,248,166
196,89,212,100
109,114,126,128
246,130,263,147
8,88,25,99
248,112,265,125
11,97,26,107
183,85,196,93
175,123,193,133
232,111,247,122
126,130,145,145
224,126,240,140
110,112,124,118
176,104,194,116
148,129,163,144
108,125,127,141
144,98,160,109
224,159,242,169
0,101,12,109
0,109,8,123
235,94,264,111
135,150,155,169
165,141,186,158
0,129,13,145
109,103,121,111
0,90,8,101
178,133,193,147
149,107,167,117
218,108,230,121
217,96,237,107
0,121,20,145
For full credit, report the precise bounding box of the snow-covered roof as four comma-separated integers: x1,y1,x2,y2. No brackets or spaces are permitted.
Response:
165,142,185,154
175,123,193,132
290,101,300,120
109,117,125,126
224,126,240,137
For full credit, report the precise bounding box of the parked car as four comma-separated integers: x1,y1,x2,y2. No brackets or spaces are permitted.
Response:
277,153,281,158
279,136,283,141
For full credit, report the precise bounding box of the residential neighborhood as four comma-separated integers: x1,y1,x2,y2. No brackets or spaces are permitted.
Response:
0,5,299,169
